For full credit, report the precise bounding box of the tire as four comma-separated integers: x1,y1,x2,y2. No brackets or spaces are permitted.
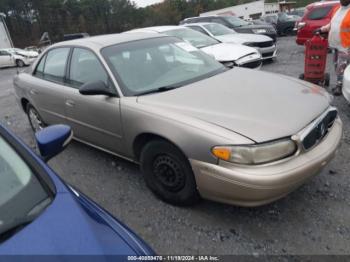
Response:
324,73,330,87
266,56,276,63
140,139,200,206
283,27,294,36
16,59,25,67
26,104,46,132
299,73,304,80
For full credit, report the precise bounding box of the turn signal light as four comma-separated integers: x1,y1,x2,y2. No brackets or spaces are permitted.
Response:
212,147,231,161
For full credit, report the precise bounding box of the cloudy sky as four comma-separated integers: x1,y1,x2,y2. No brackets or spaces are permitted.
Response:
133,0,163,8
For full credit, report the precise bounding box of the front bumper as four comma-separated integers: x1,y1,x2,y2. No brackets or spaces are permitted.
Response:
237,59,262,70
257,45,277,60
190,118,342,207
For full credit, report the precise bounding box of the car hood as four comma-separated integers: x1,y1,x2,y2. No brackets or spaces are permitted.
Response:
200,43,259,62
137,68,331,143
0,190,152,255
13,50,38,57
24,51,39,57
236,24,273,30
215,33,273,44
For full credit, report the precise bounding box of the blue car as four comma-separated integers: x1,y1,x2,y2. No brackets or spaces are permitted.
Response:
0,124,154,255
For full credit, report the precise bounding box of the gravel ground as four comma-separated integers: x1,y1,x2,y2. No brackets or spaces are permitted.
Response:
0,36,349,255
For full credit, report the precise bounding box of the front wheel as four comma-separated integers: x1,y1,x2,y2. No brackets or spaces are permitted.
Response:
16,59,25,67
284,27,294,36
140,140,200,206
26,104,45,132
324,73,330,87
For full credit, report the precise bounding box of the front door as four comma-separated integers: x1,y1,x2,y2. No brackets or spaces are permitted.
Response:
0,50,13,67
64,47,123,154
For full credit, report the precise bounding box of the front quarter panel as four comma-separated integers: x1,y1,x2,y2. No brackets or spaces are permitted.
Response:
120,98,254,164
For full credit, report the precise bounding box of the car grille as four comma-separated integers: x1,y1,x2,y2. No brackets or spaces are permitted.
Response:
254,41,274,48
301,108,338,151
266,28,277,34
262,52,274,58
236,28,253,34
240,60,262,69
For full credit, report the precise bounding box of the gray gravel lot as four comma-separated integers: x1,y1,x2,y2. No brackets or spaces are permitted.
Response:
0,36,349,255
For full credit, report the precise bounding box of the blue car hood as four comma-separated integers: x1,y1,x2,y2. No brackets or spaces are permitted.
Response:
0,190,151,255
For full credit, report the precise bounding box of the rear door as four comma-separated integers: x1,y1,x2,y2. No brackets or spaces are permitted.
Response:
0,50,14,67
63,47,123,153
28,47,70,125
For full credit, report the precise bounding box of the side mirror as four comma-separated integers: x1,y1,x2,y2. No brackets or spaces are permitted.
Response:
35,125,73,162
79,80,116,96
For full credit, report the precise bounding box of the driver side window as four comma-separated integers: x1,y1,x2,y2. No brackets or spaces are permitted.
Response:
0,51,10,56
67,48,109,89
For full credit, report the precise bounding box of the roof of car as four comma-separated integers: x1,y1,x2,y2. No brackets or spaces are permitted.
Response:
183,22,218,27
307,0,339,8
130,26,188,33
52,32,165,50
184,15,227,20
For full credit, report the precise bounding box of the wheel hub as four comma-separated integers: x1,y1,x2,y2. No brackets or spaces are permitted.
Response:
153,155,185,192
29,109,43,132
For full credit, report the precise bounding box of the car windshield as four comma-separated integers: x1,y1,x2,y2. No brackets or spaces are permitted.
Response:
203,23,236,36
278,12,295,22
224,16,250,27
101,36,225,96
0,134,52,240
164,28,219,48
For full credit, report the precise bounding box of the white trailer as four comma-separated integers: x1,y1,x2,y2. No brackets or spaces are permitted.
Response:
200,0,280,20
0,14,13,48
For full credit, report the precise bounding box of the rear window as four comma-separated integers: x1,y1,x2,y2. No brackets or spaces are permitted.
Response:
307,6,333,20
184,17,210,24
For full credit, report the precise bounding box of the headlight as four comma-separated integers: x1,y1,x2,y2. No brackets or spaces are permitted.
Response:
212,139,297,165
235,52,262,65
252,29,267,34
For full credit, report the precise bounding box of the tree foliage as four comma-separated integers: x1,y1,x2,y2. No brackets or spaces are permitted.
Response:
0,0,316,47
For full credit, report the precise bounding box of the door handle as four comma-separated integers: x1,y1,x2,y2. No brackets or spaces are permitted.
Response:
65,100,75,107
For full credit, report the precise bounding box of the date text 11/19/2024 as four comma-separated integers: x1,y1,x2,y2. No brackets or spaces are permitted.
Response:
127,256,220,261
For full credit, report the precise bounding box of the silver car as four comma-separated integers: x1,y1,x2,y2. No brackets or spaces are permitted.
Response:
184,23,277,60
13,33,342,207
128,26,262,69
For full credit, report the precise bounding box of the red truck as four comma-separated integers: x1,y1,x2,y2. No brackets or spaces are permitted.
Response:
296,1,340,45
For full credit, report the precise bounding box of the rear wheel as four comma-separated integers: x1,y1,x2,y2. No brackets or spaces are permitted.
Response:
26,104,45,132
284,27,294,36
140,139,200,206
299,73,304,80
16,59,25,67
324,73,330,87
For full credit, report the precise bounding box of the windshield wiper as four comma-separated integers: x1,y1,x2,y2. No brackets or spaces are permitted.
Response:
0,217,34,243
137,85,181,96
0,197,51,243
